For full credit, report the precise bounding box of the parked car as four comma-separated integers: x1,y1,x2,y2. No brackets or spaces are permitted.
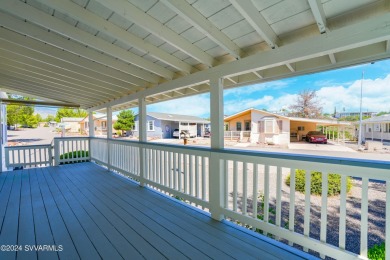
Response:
305,131,327,144
172,129,194,138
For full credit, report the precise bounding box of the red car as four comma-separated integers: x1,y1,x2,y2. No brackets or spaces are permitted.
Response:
305,131,327,144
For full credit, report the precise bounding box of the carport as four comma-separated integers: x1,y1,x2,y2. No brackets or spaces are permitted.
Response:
289,117,352,143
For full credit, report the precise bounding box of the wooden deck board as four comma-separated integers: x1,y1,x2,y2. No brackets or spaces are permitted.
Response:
40,167,101,259
29,168,58,260
35,168,80,260
62,166,216,259
70,164,267,260
68,163,307,260
17,170,37,260
0,162,313,260
0,171,21,260
43,167,123,259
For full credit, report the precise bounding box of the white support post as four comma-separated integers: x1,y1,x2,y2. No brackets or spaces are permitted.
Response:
107,106,112,171
371,123,374,140
209,77,224,221
88,111,94,162
53,138,60,166
139,97,147,187
88,112,95,137
381,123,384,142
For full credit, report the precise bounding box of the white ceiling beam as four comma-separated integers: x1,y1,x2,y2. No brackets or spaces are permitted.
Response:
0,84,95,107
0,66,116,101
0,50,137,94
94,0,214,67
230,0,279,49
0,36,136,92
329,53,337,64
89,12,390,111
34,0,192,74
285,63,295,72
226,77,237,84
252,71,263,79
0,12,159,84
0,87,62,103
187,86,200,92
160,0,242,59
0,0,173,79
0,56,129,97
308,0,327,34
0,75,102,105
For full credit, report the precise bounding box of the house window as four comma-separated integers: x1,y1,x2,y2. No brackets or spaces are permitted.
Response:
236,122,242,131
264,120,275,134
385,123,390,133
224,123,229,131
147,120,154,131
101,121,107,129
244,120,251,131
297,126,305,131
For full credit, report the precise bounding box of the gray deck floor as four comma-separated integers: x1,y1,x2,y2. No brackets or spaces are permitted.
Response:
0,162,314,260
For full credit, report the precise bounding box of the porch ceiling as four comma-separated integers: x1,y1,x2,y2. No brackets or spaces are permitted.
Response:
0,0,389,111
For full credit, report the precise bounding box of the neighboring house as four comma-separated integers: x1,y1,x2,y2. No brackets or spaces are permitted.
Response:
224,109,290,145
48,121,57,127
80,114,118,136
224,108,351,145
132,112,209,139
60,117,84,133
335,111,377,118
360,114,390,143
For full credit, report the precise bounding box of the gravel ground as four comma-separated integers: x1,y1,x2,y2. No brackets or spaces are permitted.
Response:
224,164,386,258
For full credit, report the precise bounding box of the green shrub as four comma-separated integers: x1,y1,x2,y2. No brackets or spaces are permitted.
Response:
368,242,385,260
285,169,352,196
60,150,89,164
60,150,89,159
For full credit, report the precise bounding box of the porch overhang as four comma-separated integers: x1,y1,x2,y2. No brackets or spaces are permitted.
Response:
0,0,388,111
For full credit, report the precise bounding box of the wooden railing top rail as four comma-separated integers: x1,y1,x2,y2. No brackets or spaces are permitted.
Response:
5,144,52,149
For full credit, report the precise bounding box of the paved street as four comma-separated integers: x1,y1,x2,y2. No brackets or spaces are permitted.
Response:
7,126,60,145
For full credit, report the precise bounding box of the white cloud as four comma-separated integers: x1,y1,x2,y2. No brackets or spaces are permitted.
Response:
147,93,210,118
317,74,390,113
224,80,290,96
224,95,274,115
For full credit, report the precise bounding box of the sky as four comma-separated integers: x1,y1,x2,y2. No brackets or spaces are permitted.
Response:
35,59,390,118
147,59,390,118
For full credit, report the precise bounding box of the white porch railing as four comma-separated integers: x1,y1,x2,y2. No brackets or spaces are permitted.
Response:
224,131,251,140
4,137,390,259
53,137,90,165
4,144,52,168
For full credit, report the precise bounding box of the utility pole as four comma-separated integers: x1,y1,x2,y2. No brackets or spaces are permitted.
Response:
358,71,364,148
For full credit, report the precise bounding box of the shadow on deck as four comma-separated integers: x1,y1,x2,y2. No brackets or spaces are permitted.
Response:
0,162,315,259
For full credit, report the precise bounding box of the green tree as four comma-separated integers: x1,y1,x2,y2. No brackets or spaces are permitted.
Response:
45,115,55,122
113,110,135,136
376,111,389,116
55,108,88,122
35,113,43,123
6,95,37,128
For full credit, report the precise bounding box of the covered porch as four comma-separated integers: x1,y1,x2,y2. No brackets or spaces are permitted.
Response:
1,0,390,259
0,162,309,259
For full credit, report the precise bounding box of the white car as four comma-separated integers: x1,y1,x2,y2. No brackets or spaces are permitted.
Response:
173,129,194,138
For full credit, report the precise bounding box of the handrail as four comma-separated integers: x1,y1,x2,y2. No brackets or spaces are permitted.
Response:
4,136,390,258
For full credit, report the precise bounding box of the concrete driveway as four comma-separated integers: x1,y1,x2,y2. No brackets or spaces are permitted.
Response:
288,141,356,152
7,127,60,145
